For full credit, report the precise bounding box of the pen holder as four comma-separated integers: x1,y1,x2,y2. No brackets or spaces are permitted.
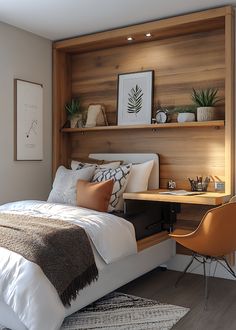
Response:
189,180,209,192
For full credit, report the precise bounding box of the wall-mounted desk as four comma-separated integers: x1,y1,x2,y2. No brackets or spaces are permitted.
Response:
124,189,232,254
123,190,231,206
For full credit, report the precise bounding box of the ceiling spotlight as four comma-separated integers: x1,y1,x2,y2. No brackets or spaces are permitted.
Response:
127,37,134,41
145,33,152,38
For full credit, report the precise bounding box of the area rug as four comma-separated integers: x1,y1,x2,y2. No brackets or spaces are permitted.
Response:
0,292,189,330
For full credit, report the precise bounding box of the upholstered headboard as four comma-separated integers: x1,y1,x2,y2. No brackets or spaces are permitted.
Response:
89,153,159,189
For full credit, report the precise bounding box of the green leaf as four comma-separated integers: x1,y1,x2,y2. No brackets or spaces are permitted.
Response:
191,88,222,107
127,84,143,115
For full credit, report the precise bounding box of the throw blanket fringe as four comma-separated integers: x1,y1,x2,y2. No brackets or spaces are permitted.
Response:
0,212,98,307
61,264,98,306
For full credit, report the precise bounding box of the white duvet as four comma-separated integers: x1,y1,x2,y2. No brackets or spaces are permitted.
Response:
0,201,137,330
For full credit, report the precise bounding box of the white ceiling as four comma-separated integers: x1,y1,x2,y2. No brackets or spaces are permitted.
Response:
0,0,234,41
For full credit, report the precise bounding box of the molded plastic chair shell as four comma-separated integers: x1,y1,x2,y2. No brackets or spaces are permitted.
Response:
169,203,236,257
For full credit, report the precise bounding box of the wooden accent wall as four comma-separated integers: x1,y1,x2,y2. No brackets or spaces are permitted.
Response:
71,29,225,125
53,6,235,257
69,126,225,190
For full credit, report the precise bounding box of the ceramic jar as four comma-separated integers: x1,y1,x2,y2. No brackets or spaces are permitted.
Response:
177,112,195,122
197,107,215,121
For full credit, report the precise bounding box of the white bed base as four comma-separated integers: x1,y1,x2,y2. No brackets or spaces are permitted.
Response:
0,153,174,330
1,239,174,329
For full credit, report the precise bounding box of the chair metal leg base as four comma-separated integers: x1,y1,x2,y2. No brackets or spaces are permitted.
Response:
175,254,236,310
175,253,195,288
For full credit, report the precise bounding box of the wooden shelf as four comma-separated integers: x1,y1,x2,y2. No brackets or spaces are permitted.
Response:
61,120,224,133
137,231,170,252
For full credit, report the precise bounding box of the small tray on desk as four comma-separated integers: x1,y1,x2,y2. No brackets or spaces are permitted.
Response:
158,190,205,196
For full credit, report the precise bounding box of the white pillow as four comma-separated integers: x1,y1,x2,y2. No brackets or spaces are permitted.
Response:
125,160,154,193
92,164,132,212
47,165,95,206
71,160,121,171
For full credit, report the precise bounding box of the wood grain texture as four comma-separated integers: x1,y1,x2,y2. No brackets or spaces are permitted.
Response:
70,127,225,190
71,29,225,125
53,7,228,53
137,231,169,252
52,50,72,175
61,120,224,132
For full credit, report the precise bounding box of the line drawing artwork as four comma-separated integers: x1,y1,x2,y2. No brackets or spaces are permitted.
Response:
15,80,43,160
26,119,38,138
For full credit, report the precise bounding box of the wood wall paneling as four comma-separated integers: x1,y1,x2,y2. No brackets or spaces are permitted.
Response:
70,127,225,190
52,50,72,174
71,29,225,125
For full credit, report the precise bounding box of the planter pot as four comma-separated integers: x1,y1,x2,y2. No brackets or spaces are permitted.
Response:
197,107,216,122
70,114,83,128
177,112,195,123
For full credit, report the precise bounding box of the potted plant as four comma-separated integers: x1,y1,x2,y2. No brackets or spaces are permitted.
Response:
65,98,82,128
173,105,196,123
192,88,222,122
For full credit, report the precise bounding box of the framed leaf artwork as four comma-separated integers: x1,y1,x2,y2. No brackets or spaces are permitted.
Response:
117,70,153,125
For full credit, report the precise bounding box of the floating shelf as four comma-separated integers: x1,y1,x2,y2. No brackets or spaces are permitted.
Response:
61,120,225,133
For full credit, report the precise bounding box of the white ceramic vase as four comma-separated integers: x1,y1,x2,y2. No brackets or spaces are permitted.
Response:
177,112,195,123
197,107,215,122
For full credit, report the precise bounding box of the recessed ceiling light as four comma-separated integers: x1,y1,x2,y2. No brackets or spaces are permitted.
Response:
127,37,134,41
145,33,152,37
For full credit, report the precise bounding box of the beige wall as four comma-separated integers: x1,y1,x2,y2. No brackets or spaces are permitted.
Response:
0,22,52,204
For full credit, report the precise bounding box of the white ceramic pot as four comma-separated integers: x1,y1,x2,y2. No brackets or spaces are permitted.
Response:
197,107,216,122
177,112,195,123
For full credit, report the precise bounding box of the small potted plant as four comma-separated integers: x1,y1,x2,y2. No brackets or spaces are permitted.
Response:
192,88,222,122
65,98,82,128
173,105,196,123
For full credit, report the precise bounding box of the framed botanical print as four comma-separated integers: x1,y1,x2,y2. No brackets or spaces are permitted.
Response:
117,70,153,125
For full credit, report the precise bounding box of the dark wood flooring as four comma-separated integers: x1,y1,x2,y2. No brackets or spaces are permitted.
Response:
119,268,236,330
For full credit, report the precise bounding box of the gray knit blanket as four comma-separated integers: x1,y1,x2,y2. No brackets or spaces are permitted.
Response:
0,212,98,306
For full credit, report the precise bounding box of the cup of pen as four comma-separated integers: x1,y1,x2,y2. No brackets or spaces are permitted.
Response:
188,176,210,192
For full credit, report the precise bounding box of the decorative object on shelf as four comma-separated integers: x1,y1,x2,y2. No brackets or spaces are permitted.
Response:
192,88,222,122
65,97,82,128
177,112,195,123
188,176,210,192
85,104,108,128
117,70,153,125
171,105,196,123
14,79,43,160
167,180,176,190
155,107,169,123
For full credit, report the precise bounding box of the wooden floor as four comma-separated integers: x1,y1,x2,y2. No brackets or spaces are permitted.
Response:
120,268,236,330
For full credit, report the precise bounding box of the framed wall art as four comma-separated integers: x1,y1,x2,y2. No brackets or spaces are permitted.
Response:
14,79,43,160
117,70,153,125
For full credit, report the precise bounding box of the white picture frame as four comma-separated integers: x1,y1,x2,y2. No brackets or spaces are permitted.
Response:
14,79,43,160
117,71,153,125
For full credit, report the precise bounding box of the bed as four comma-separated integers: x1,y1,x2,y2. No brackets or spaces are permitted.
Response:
0,153,174,330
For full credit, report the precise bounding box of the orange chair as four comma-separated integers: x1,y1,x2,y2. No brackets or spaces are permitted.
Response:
169,202,236,306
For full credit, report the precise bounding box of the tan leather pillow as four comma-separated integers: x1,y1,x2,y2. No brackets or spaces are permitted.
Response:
77,179,114,212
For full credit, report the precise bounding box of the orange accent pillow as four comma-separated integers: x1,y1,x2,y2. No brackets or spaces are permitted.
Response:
77,179,114,212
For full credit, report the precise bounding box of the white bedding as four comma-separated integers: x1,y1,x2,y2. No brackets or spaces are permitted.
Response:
0,201,137,330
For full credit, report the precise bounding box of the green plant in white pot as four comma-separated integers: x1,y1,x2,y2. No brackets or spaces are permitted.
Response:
65,98,82,128
192,88,221,122
173,105,196,123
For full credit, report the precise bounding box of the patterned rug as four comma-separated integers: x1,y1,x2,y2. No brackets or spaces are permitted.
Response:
0,292,189,330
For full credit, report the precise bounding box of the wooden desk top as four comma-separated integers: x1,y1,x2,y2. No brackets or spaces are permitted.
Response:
123,189,231,205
